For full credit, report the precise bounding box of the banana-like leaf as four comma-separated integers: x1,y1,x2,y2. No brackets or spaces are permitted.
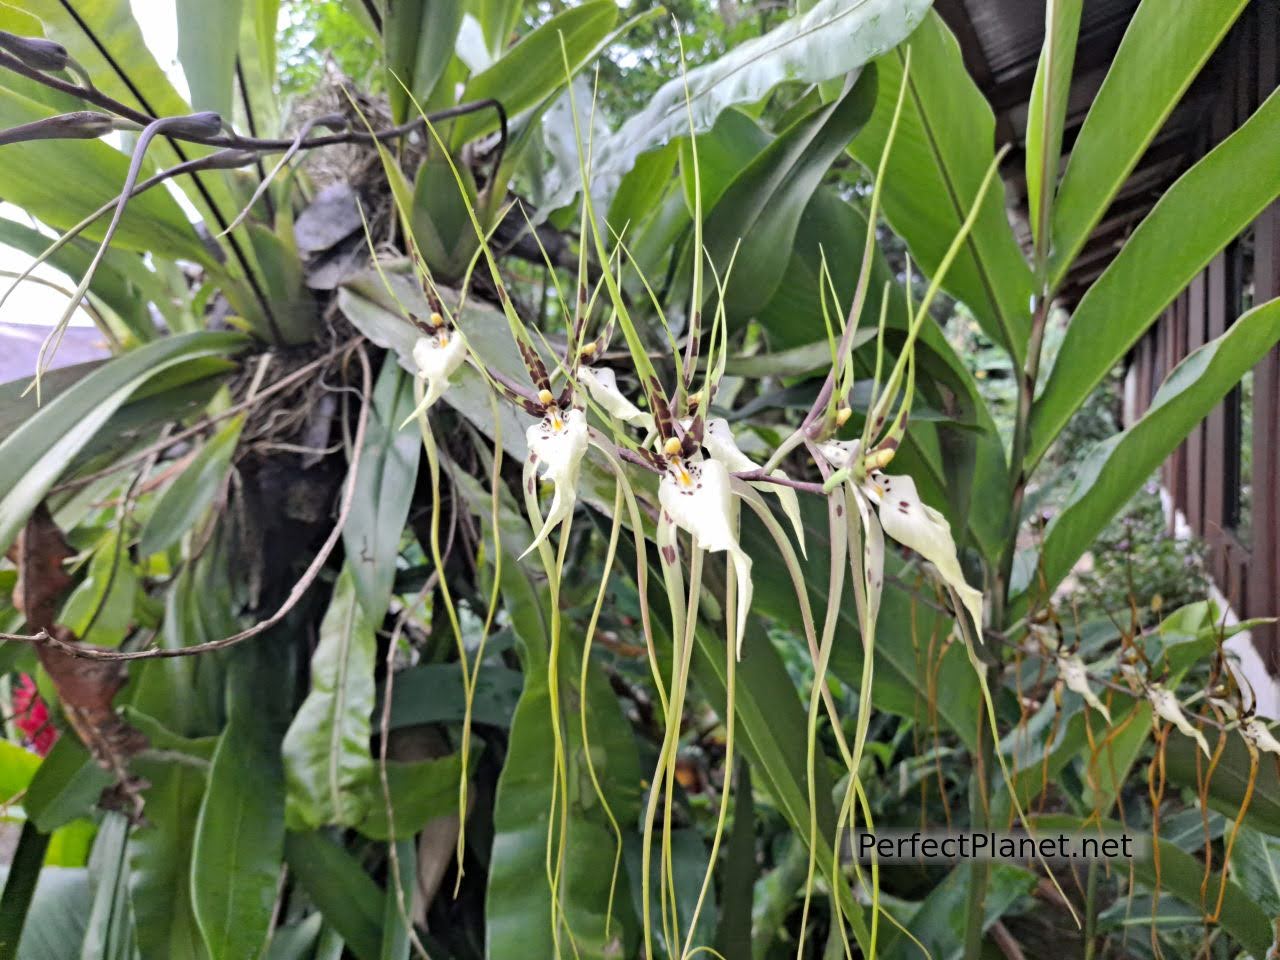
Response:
1023,0,1081,256
1028,87,1280,468
0,331,248,557
139,414,245,558
283,831,382,960
1047,0,1251,286
698,70,878,320
566,0,929,211
175,0,244,117
848,11,1033,364
282,567,378,829
450,0,618,145
80,814,136,960
1014,297,1280,610
341,355,420,622
191,644,290,960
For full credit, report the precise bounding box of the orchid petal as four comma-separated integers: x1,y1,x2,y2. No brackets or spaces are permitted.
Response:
520,408,588,559
1148,684,1211,757
863,471,984,638
704,418,806,556
849,487,885,629
659,457,752,657
1242,718,1280,757
403,330,469,426
578,365,654,431
1057,653,1111,723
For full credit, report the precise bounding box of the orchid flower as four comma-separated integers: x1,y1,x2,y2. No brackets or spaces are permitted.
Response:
577,364,654,432
1145,682,1212,757
523,397,588,557
702,417,805,556
1055,651,1111,723
403,311,469,424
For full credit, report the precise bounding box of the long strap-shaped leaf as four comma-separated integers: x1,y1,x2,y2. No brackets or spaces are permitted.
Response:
1014,296,1280,614
1047,0,1251,287
1029,87,1280,469
848,11,1033,365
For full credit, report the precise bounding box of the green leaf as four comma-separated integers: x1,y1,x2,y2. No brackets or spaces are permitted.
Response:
1014,297,1280,608
343,357,421,622
0,820,49,960
283,831,382,960
246,222,315,344
699,71,878,319
23,739,113,834
191,645,290,960
352,755,465,842
127,761,209,960
0,86,209,263
1037,814,1273,959
6,863,91,960
384,0,464,121
881,863,1035,960
1165,734,1280,838
1047,0,1250,286
139,415,244,557
379,838,415,960
1024,0,1081,256
0,740,41,804
1028,87,1280,467
1225,824,1280,916
282,567,377,829
388,661,523,729
58,530,138,647
848,11,1033,363
579,0,930,208
175,0,244,117
0,331,248,558
80,814,137,960
450,0,618,145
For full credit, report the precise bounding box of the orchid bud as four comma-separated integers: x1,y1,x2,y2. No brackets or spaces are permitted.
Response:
0,32,69,72
165,111,224,138
0,110,115,147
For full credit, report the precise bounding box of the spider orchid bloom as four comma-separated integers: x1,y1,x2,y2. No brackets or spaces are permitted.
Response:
702,418,805,557
403,312,469,424
657,433,753,657
522,388,588,558
1209,697,1280,757
577,364,654,432
817,438,983,636
1055,652,1111,723
1142,680,1211,758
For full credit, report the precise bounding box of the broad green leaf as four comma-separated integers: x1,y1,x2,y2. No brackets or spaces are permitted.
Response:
384,0,464,121
58,530,138,648
23,739,112,834
379,839,415,960
0,820,49,958
175,0,244,117
352,755,465,842
282,567,377,829
283,831,382,960
81,815,136,960
342,356,421,622
1037,814,1273,959
1165,735,1280,838
388,660,522,729
191,645,289,960
1014,297,1280,609
139,415,245,557
1226,824,1280,916
1048,0,1250,286
450,0,618,145
1024,0,1081,256
881,863,1035,960
1028,87,1280,467
576,0,930,208
699,71,878,319
0,331,248,558
470,0,521,59
409,154,481,282
0,87,209,263
0,740,40,804
127,761,209,960
246,222,316,344
848,11,1033,363
9,863,91,960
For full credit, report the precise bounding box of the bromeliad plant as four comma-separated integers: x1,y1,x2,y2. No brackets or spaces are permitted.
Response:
2,2,1280,960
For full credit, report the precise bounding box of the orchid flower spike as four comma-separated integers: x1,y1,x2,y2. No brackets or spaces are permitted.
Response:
658,436,753,657
702,418,806,557
577,365,654,432
403,313,468,426
1056,652,1111,723
521,393,589,559
1146,683,1212,758
818,438,983,637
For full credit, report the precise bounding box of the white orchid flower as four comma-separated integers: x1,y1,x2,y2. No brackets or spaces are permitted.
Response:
1241,717,1280,757
404,321,469,424
522,404,588,558
1146,683,1211,758
818,438,983,636
702,418,805,557
658,448,752,657
577,365,654,432
1056,653,1111,723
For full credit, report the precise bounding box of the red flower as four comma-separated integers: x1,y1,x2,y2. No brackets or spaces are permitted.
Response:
12,673,57,757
